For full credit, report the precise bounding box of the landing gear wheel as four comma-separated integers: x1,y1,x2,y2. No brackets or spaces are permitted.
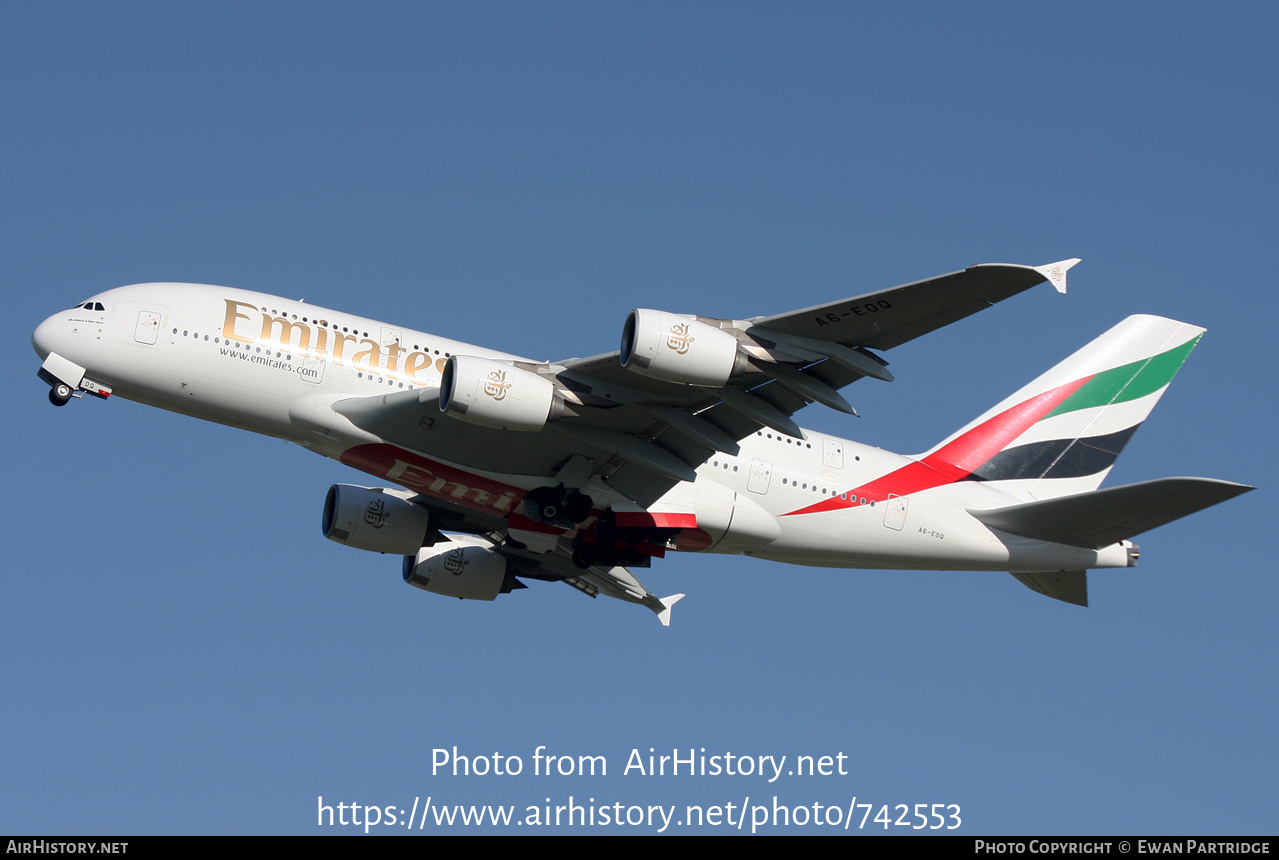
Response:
49,384,72,407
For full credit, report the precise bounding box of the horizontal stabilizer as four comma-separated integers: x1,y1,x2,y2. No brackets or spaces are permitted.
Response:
972,477,1254,549
1010,570,1088,606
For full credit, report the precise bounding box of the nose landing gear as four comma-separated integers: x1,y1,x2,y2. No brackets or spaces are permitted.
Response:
48,382,73,407
38,355,112,407
39,353,88,408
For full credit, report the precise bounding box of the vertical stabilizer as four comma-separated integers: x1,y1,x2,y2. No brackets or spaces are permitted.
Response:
920,315,1205,500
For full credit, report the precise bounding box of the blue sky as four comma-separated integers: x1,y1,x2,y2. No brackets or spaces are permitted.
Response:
3,2,1275,834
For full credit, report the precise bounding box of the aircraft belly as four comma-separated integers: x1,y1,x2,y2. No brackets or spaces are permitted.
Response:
751,504,1012,570
994,535,1130,571
740,482,1013,570
336,441,531,521
744,480,1132,571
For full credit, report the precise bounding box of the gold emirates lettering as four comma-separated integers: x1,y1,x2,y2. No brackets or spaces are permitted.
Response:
222,299,447,383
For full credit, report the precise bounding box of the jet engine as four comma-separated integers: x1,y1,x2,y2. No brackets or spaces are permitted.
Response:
401,535,522,601
322,484,432,555
620,309,749,386
439,355,564,430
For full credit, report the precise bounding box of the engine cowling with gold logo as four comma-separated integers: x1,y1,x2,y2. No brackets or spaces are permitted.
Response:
620,309,748,386
401,535,520,601
322,484,433,554
439,355,564,430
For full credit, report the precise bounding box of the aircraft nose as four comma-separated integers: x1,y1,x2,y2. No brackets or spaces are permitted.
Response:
32,314,59,360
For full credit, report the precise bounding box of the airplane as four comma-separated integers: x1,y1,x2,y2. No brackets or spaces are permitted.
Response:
32,259,1252,624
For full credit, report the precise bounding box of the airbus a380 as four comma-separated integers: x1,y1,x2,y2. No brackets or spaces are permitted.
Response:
33,260,1251,624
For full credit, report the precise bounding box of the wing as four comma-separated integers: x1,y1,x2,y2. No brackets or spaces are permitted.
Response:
321,260,1075,622
547,259,1077,500
748,259,1078,349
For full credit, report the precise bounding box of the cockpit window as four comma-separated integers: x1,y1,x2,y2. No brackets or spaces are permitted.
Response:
77,302,105,311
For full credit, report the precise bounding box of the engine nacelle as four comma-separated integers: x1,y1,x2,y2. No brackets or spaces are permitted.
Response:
322,484,432,555
401,535,517,601
620,309,748,386
439,355,562,430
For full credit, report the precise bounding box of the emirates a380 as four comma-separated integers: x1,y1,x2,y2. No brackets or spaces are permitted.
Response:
33,260,1251,624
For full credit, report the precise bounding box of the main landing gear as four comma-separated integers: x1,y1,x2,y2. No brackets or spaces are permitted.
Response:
523,485,593,529
570,511,679,570
522,485,681,570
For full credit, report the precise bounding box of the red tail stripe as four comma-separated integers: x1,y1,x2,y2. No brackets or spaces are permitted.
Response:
783,375,1092,516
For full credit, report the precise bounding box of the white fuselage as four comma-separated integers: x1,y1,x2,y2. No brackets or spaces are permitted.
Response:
32,283,1130,574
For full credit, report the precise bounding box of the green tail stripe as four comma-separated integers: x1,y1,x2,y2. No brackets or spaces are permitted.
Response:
1043,335,1202,420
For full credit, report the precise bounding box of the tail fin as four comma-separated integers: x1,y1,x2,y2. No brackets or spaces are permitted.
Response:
921,315,1206,500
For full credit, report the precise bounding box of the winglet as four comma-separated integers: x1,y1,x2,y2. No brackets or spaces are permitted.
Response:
1032,258,1081,294
654,593,685,626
